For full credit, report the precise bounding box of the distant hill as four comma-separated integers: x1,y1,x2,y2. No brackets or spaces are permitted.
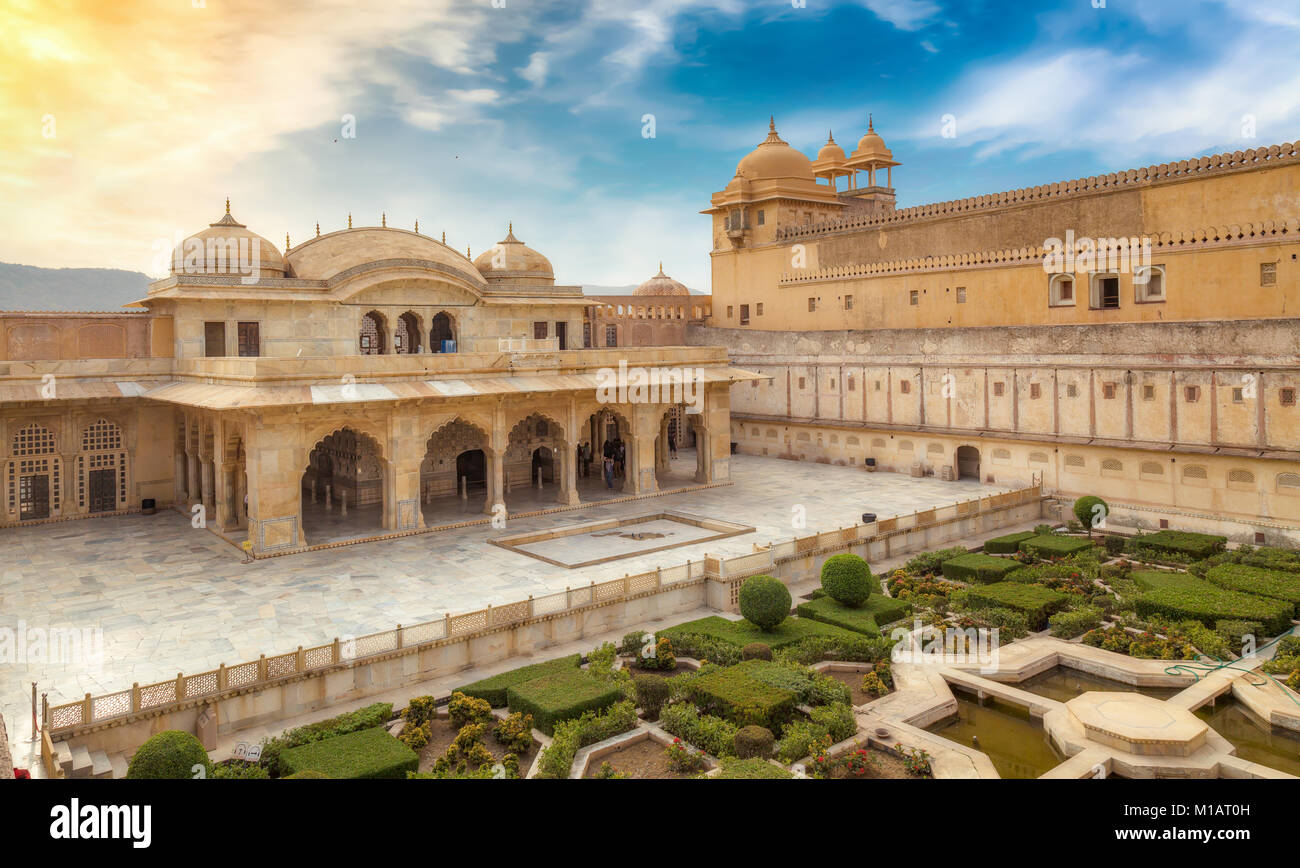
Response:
0,262,150,312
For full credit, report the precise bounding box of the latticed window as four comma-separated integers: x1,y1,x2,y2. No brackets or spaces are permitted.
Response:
81,418,122,452
13,424,56,455
1182,465,1208,480
1227,469,1255,485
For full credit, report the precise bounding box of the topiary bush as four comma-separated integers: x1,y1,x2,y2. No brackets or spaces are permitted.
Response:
741,642,773,661
1104,535,1126,557
738,574,792,630
1073,496,1108,537
126,730,212,780
448,691,492,728
820,553,874,607
633,673,670,718
733,725,775,759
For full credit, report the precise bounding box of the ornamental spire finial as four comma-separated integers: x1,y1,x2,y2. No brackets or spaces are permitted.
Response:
347,212,352,229
381,212,386,228
225,197,230,215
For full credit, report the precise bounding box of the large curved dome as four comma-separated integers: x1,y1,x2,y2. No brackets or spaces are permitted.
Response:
286,226,482,284
735,118,815,182
473,226,554,286
633,264,690,297
171,206,285,278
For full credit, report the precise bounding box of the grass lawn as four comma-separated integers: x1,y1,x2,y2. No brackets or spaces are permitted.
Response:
279,726,418,779
506,668,623,735
661,615,860,650
455,653,582,706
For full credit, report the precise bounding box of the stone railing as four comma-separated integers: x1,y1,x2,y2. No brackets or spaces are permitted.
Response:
42,483,1043,747
779,217,1300,284
777,141,1300,241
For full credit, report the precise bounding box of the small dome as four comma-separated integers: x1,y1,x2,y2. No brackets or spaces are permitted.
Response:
816,131,847,164
633,263,690,297
473,225,554,285
735,118,815,182
286,225,482,286
849,116,893,162
171,203,284,278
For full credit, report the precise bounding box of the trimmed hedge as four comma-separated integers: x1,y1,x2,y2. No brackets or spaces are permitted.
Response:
279,727,418,779
1019,535,1094,559
941,552,1022,584
126,730,212,780
506,668,622,735
660,615,859,651
1205,564,1300,616
1133,530,1227,560
962,582,1071,630
1131,570,1292,635
535,700,639,778
685,661,798,731
455,653,582,707
796,596,878,635
259,701,394,777
984,531,1037,554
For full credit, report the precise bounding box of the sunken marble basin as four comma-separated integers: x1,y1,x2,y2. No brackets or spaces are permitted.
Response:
1065,692,1208,757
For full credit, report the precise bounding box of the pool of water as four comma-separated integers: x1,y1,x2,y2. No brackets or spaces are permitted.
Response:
1016,666,1184,703
1194,697,1300,777
927,689,1064,779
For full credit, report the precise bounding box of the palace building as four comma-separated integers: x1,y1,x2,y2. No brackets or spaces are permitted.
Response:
0,211,760,553
702,119,1300,544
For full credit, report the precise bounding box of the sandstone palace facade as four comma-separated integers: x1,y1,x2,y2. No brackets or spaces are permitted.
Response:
0,213,755,553
703,121,1300,544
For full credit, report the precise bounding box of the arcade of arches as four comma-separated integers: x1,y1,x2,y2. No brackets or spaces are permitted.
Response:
360,310,458,355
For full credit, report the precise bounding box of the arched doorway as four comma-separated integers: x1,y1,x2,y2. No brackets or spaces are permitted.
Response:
531,446,554,485
301,428,386,543
359,311,386,355
957,445,980,481
79,418,127,514
430,312,456,353
421,418,490,523
8,423,59,521
396,312,421,354
505,413,570,509
652,405,692,492
581,407,633,499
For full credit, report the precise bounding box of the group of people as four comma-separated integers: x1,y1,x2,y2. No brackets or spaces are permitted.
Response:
576,423,680,490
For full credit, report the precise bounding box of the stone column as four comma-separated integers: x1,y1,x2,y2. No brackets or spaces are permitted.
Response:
657,415,670,471
201,459,215,514
558,440,579,505
694,421,710,483
186,450,198,505
486,447,505,515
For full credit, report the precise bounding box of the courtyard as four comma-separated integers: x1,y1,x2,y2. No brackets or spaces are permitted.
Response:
0,451,1009,743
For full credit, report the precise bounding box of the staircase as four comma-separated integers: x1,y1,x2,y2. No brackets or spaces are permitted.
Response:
53,740,130,779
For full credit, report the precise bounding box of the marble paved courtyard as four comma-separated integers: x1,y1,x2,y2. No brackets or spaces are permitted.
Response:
0,452,1012,747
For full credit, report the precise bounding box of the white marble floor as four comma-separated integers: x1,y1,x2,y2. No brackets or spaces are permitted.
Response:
0,451,1011,753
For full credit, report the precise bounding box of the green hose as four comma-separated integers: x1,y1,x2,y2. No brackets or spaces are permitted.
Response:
1162,630,1300,708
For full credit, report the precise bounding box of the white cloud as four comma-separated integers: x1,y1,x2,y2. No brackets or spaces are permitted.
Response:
518,51,549,87
856,0,941,32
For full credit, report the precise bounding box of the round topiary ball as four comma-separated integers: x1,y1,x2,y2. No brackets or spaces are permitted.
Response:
738,574,791,631
126,730,212,779
1073,495,1108,534
733,725,775,759
741,642,773,661
820,553,874,608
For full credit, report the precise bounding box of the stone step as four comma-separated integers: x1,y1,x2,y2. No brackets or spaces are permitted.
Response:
109,753,129,779
54,740,74,776
90,750,113,779
68,744,93,779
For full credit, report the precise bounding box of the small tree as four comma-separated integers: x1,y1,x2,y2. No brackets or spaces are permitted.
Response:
820,553,874,607
126,730,212,779
738,574,792,631
1073,496,1109,538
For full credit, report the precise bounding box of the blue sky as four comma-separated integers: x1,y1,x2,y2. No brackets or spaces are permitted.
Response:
4,0,1297,290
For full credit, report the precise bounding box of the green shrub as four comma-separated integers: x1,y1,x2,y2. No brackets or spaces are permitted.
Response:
941,552,1022,583
279,727,418,780
660,631,742,666
984,531,1037,554
776,719,829,763
739,574,793,630
493,712,535,753
660,615,858,651
259,702,393,776
959,606,1031,639
212,761,271,780
659,703,738,757
1073,496,1109,535
1216,619,1264,651
1104,535,1126,557
1205,564,1300,616
507,669,622,736
1131,570,1292,635
126,730,212,780
861,671,890,697
809,702,857,742
773,633,893,666
796,596,879,635
1048,606,1103,639
633,673,670,717
535,700,638,778
1238,547,1300,574
820,553,874,607
397,720,431,751
455,654,582,707
1131,530,1227,560
1020,535,1094,559
962,582,1071,630
403,696,437,728
618,631,648,656
741,642,773,661
733,725,775,759
685,662,798,731
448,691,492,728
714,757,793,779
903,546,970,576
